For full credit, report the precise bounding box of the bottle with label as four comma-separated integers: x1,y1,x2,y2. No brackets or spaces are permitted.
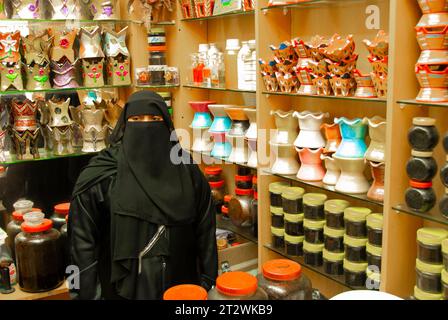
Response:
237,41,251,90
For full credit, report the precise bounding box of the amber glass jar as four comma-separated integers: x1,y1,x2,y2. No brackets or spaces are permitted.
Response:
282,187,305,214
229,188,253,227
366,213,383,247
284,213,304,236
303,193,328,220
269,182,289,207
210,180,225,214
205,166,223,182
417,227,448,264
257,259,312,300
324,199,350,229
344,207,372,238
51,203,70,231
208,271,268,300
343,259,368,287
323,249,345,275
15,212,64,293
303,241,324,266
6,208,41,262
164,284,208,300
415,259,443,294
271,206,284,228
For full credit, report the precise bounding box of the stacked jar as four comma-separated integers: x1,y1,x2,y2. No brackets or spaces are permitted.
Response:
439,133,448,218
413,228,448,300
323,199,349,276
415,2,448,102
366,213,383,290
282,186,305,257
228,167,254,228
205,166,225,214
343,207,371,287
208,271,268,300
269,181,289,249
251,175,258,238
303,193,327,266
443,238,448,299
148,27,167,86
405,118,439,213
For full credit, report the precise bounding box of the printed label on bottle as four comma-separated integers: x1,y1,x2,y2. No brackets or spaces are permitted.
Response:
148,36,166,44
9,263,16,286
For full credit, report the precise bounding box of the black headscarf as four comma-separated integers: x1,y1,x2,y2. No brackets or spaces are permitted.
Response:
72,91,195,299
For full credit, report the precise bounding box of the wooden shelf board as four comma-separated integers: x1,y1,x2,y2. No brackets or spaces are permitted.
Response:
183,85,256,94
0,283,69,300
392,204,448,226
216,214,258,244
181,10,254,22
397,100,448,108
189,150,257,170
262,91,387,103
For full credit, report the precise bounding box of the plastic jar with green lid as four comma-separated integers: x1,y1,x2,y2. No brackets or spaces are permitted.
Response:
366,213,383,247
442,269,448,300
443,238,448,271
282,187,305,214
366,266,381,291
417,227,448,264
414,285,443,300
208,271,268,300
284,234,304,256
303,241,324,266
344,207,372,238
324,199,350,229
343,259,368,287
366,242,382,271
257,259,313,300
415,259,443,294
324,225,345,253
323,249,345,275
303,193,328,220
344,235,368,263
271,226,285,249
284,213,304,236
271,206,284,228
269,182,290,207
304,219,325,244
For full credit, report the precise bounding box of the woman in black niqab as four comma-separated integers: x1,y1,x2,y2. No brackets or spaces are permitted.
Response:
69,91,218,300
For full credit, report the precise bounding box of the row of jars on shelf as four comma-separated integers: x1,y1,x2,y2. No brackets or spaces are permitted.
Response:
414,0,448,102
1,199,69,294
259,31,388,98
0,27,131,92
179,0,254,19
270,110,387,201
268,182,383,289
413,227,448,300
0,95,124,161
0,0,122,20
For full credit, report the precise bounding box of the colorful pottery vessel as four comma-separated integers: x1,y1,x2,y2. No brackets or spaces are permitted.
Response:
271,110,297,145
333,155,370,194
293,111,328,149
296,147,325,182
270,142,299,175
321,154,341,186
334,117,367,159
364,116,387,163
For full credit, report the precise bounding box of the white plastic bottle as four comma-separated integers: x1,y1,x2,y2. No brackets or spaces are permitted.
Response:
237,41,251,90
247,40,257,91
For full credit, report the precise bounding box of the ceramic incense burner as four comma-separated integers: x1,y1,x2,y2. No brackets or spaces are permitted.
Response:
270,141,299,175
210,131,231,158
1,63,23,91
90,0,119,19
296,147,325,182
246,138,257,168
244,108,257,140
191,126,213,153
321,122,342,154
270,110,297,145
0,31,21,64
363,30,389,60
48,125,74,156
208,104,233,133
25,64,51,90
367,161,385,202
50,29,77,63
417,0,448,14
321,34,355,62
49,0,80,19
364,116,387,163
189,101,215,128
334,117,367,159
10,0,43,19
227,133,248,164
416,13,448,50
80,108,108,152
321,154,341,186
12,99,38,132
12,128,41,160
276,72,298,93
51,57,79,89
48,98,73,127
333,155,370,194
353,70,377,99
293,111,328,149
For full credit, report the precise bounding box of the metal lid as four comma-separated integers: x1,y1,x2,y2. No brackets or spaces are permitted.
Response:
284,233,304,244
417,227,448,246
270,206,284,216
271,226,284,237
344,207,372,222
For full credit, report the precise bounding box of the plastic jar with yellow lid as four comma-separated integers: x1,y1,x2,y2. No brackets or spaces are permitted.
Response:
303,241,324,266
257,259,312,300
343,259,368,287
442,269,448,300
443,238,448,271
324,225,345,253
366,213,383,247
284,234,304,256
304,219,325,244
303,193,328,220
413,285,443,300
415,259,443,294
324,199,350,229
284,213,304,236
208,271,268,300
417,227,448,264
269,182,290,207
271,206,284,228
366,242,382,271
271,226,285,249
323,249,345,275
344,235,368,262
282,187,305,214
344,207,372,238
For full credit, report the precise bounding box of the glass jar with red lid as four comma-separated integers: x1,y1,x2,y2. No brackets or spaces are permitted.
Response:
228,188,254,227
222,194,232,219
51,202,70,231
5,208,41,262
235,174,253,189
208,271,268,300
251,190,258,238
209,180,225,214
164,284,208,300
15,211,64,292
257,259,313,300
205,166,223,182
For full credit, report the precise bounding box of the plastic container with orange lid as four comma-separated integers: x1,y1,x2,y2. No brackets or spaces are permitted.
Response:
257,259,312,300
209,180,225,214
208,271,268,300
235,174,253,189
51,202,70,231
5,208,41,262
204,166,223,182
15,211,64,293
164,284,208,300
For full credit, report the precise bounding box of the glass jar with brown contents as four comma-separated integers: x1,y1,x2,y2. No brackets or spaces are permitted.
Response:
209,180,225,214
51,202,70,231
228,188,253,227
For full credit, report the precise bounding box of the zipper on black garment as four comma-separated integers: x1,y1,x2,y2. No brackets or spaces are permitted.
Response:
138,225,166,274
161,256,167,292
